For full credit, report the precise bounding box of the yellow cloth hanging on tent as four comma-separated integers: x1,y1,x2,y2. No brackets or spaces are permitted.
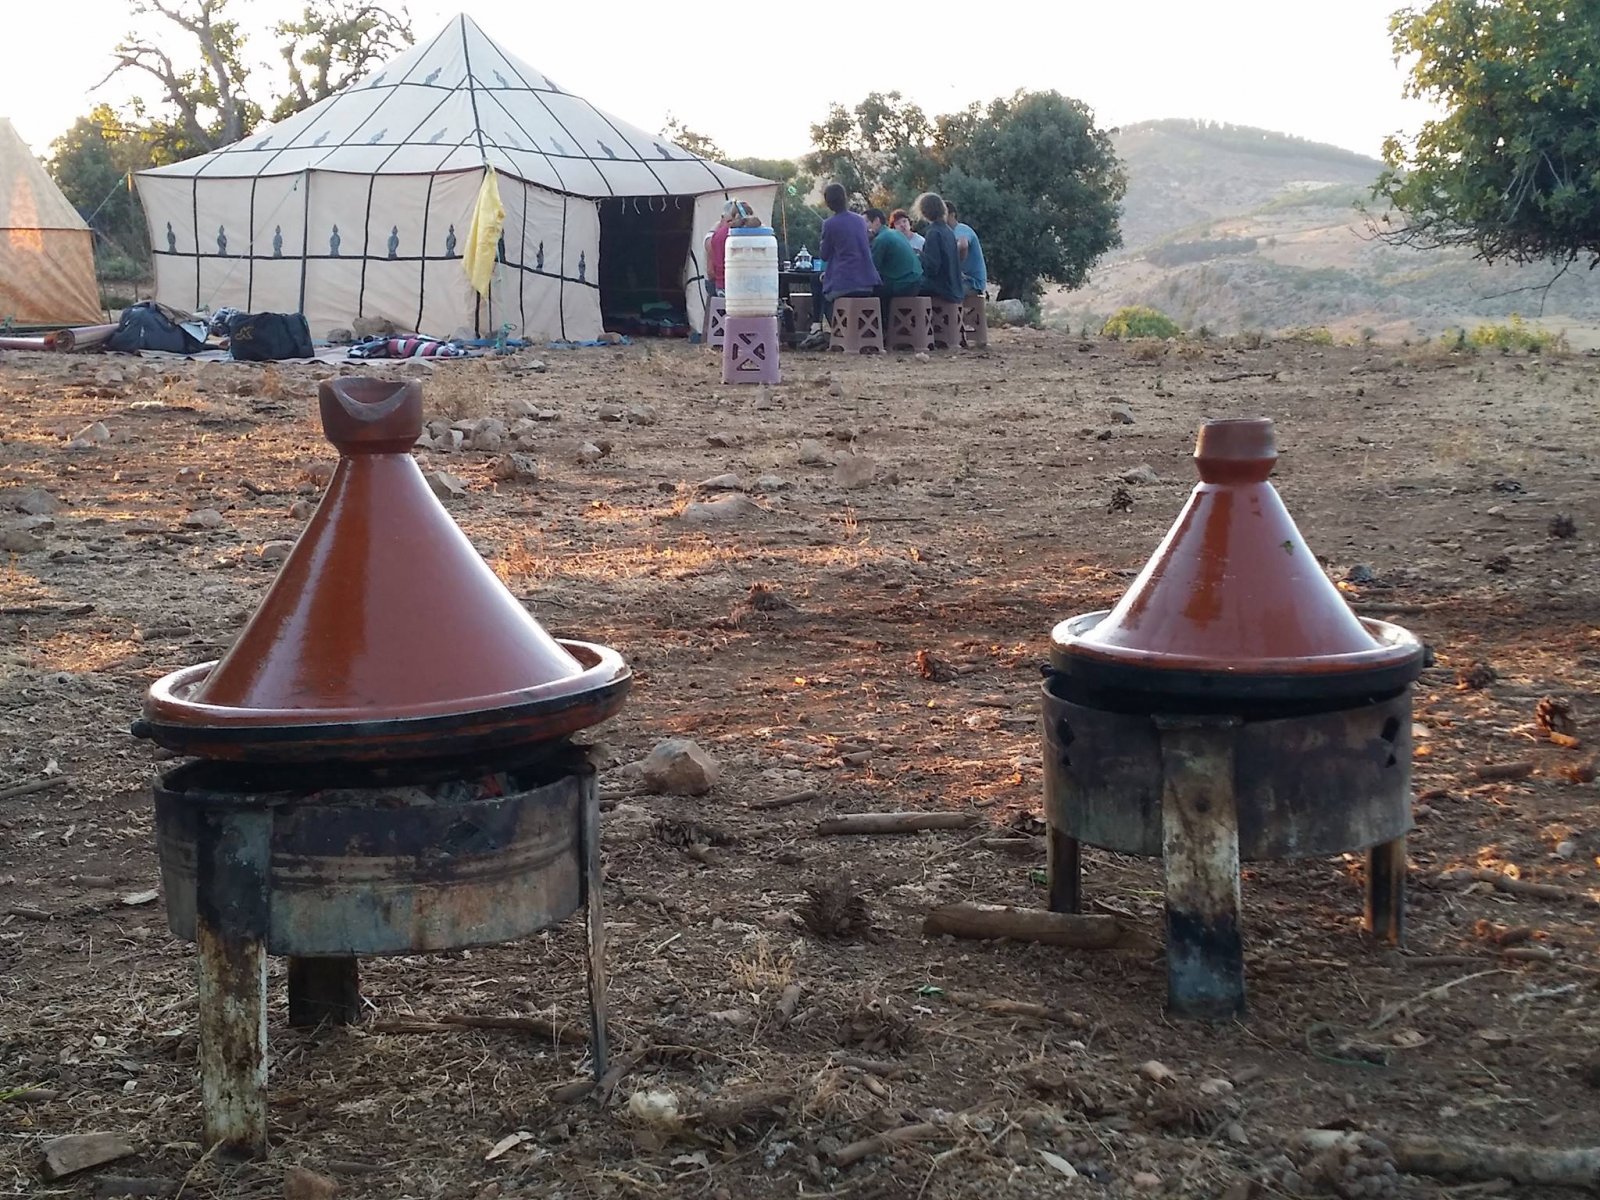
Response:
463,166,506,298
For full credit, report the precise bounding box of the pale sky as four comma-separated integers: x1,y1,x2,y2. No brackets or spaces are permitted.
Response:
2,0,1434,165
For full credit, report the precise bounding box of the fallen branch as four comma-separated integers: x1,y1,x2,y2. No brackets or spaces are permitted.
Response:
0,603,94,618
1349,601,1450,615
692,1087,794,1130
817,812,978,836
939,989,1091,1029
922,902,1137,950
831,1121,945,1168
0,775,70,803
549,1045,651,1105
1436,868,1591,904
776,983,803,1028
1369,969,1513,1029
1471,761,1535,781
748,788,820,811
370,1013,584,1043
1207,370,1279,383
1301,1130,1600,1191
828,1055,912,1079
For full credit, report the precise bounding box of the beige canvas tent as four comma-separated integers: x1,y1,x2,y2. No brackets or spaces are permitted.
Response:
135,14,775,342
1,117,101,327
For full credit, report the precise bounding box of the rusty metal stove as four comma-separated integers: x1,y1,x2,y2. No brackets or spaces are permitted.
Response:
1041,418,1424,1019
133,378,630,1157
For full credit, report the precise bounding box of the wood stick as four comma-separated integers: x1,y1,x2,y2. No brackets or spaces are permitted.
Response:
829,1056,912,1079
940,989,1091,1029
922,902,1131,949
1206,370,1279,383
776,983,803,1028
1301,1130,1600,1190
1350,601,1449,615
748,788,820,811
817,812,979,835
1436,868,1590,904
831,1121,945,1168
370,1013,585,1043
0,603,94,618
1471,761,1535,781
693,1087,794,1129
0,775,70,803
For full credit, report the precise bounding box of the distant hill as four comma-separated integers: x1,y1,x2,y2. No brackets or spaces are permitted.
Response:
1046,119,1600,344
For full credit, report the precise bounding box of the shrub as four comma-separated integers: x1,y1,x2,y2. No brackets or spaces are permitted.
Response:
1102,306,1179,340
95,250,147,283
1466,315,1568,356
1128,339,1169,361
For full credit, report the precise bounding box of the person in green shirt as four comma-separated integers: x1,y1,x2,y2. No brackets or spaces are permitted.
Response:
866,207,923,329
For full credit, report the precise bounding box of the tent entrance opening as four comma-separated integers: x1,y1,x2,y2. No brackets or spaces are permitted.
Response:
598,197,693,338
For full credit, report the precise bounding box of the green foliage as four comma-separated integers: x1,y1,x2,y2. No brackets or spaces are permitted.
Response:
661,115,724,162
1146,236,1257,267
1464,315,1568,355
49,105,154,262
805,91,932,206
94,250,148,282
1102,306,1179,339
1279,326,1335,345
723,156,825,263
1374,1,1600,268
1124,119,1383,170
272,2,415,121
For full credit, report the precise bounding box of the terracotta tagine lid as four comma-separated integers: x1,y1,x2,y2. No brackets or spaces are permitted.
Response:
137,377,629,762
1051,418,1423,707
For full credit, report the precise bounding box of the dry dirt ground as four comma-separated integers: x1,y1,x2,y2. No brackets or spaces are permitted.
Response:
1,330,1598,1200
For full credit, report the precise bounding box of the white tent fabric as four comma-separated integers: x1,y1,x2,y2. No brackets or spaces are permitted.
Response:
136,13,774,341
1,117,101,326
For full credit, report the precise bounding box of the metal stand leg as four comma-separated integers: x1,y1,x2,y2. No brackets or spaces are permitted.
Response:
579,770,609,1083
1157,718,1246,1020
194,807,272,1158
287,957,362,1027
1364,835,1406,945
1047,825,1082,914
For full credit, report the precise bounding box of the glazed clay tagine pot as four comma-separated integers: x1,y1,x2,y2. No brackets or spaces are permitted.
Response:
1051,417,1423,709
136,377,630,762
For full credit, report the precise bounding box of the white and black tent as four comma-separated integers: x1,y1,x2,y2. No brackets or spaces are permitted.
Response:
136,13,774,342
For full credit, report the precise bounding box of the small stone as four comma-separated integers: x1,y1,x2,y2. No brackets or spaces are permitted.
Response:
706,430,741,448
20,514,54,532
73,421,111,444
1345,563,1378,585
426,470,467,500
325,327,354,344
597,403,625,422
469,417,507,452
754,475,790,492
426,418,452,439
1132,1172,1163,1191
181,508,225,529
440,428,465,451
576,441,605,463
1555,840,1577,860
526,359,548,373
797,438,828,465
0,525,44,553
639,738,719,795
827,382,844,399
504,397,536,417
492,453,540,483
283,1166,338,1200
1138,1060,1175,1085
510,417,537,439
289,500,315,520
994,298,1028,325
13,488,57,515
176,465,205,484
914,352,930,363
626,404,657,426
681,494,762,523
1121,464,1160,485
258,540,294,562
533,408,559,421
1110,404,1135,424
697,473,743,492
1198,1077,1234,1097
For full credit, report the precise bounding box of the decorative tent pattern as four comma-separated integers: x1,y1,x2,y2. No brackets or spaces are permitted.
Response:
135,13,774,341
0,117,101,326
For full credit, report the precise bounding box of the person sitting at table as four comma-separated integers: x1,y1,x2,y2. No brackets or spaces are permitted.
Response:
946,202,988,299
817,183,881,325
891,208,925,254
915,192,964,305
866,207,922,326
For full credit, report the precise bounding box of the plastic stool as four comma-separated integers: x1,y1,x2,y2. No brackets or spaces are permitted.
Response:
887,295,932,352
829,296,883,354
929,299,963,350
961,293,989,349
704,297,727,349
721,315,781,384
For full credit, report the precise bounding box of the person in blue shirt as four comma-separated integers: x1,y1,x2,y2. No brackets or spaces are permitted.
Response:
946,202,987,298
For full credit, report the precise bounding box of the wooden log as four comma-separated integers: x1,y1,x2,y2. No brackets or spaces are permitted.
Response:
818,811,978,835
830,1120,944,1168
40,1133,135,1181
922,902,1129,949
1301,1130,1600,1191
1436,868,1589,904
1472,761,1535,781
0,775,70,803
748,788,820,811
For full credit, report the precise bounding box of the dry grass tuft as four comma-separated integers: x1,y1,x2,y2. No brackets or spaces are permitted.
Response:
429,358,498,420
728,936,797,993
795,880,872,940
841,994,918,1055
1127,339,1168,362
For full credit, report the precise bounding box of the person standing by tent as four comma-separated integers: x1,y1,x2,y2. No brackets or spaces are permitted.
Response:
817,183,880,323
946,202,987,299
915,193,964,305
866,207,922,327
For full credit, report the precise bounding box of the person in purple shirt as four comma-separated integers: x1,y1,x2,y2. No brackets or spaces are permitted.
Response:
817,182,881,324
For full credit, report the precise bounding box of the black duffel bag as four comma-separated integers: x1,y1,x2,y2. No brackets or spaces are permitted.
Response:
106,302,207,354
226,311,314,361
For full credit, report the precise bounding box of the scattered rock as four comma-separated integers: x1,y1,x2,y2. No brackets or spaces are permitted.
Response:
1536,695,1577,736
706,430,742,448
597,403,626,422
12,488,57,515
469,417,507,452
1121,464,1160,485
258,540,294,562
283,1166,339,1200
827,381,844,399
626,404,657,426
1491,478,1524,494
697,473,743,492
503,397,536,417
510,418,537,441
1344,563,1378,585
1109,403,1135,425
40,1132,135,1181
627,1088,681,1125
753,475,790,492
289,500,315,520
533,408,559,421
576,441,606,463
20,514,54,532
426,470,467,500
993,298,1027,325
181,508,225,530
0,525,44,553
1138,1060,1176,1085
797,438,829,465
1455,660,1497,690
916,648,957,682
1550,512,1578,539
352,315,397,338
914,352,930,363
325,327,355,345
682,494,762,523
1555,840,1577,860
525,359,548,373
72,420,111,443
1485,553,1512,574
639,738,719,796
492,453,540,483
1131,1171,1163,1191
